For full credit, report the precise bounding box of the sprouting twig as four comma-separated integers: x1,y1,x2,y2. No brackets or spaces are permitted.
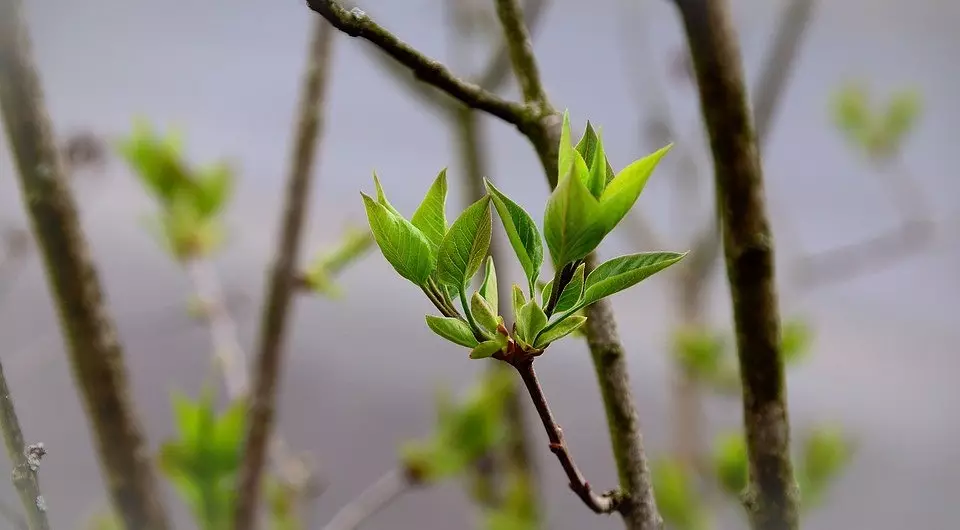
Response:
674,0,799,528
320,469,413,530
234,17,335,530
0,0,172,528
514,360,619,513
0,362,50,530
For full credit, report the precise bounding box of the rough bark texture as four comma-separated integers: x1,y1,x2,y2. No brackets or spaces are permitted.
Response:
674,1,799,528
233,17,334,530
0,1,172,529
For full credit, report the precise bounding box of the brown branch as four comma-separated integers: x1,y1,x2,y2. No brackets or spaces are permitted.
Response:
306,0,532,129
0,362,50,530
0,1,172,528
477,0,548,90
514,359,619,513
492,0,550,107
320,469,412,530
233,17,335,530
674,1,799,529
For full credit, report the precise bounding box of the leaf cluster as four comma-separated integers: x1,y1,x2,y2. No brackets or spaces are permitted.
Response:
831,82,922,161
363,111,686,362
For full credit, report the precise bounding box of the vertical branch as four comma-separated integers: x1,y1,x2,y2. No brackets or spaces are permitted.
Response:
674,1,799,529
0,362,50,530
0,1,172,529
234,17,336,529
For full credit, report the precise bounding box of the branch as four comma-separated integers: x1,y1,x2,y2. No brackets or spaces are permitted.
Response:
306,0,532,129
0,497,27,530
0,1,172,528
477,0,548,91
234,17,334,529
514,360,619,513
0,363,50,530
674,0,799,528
320,469,412,530
492,0,550,107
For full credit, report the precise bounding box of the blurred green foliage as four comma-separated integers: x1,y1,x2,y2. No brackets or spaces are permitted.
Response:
831,82,922,161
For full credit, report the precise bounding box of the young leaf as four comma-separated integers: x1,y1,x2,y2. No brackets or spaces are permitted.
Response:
515,300,547,345
426,315,480,348
540,280,552,307
471,291,499,335
478,256,498,312
437,196,492,289
598,144,672,231
582,251,686,306
511,285,526,328
372,172,404,217
411,169,448,250
543,171,605,267
533,315,587,348
470,335,507,360
553,262,586,313
485,180,543,292
574,122,608,199
361,194,435,285
557,110,574,183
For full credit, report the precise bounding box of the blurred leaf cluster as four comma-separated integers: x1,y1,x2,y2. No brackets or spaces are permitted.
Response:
831,82,922,161
118,121,234,261
654,317,854,529
302,226,376,298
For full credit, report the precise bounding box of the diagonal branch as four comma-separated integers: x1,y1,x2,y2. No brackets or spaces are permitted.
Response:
320,469,413,530
0,363,50,530
674,0,799,528
233,16,335,530
0,0,172,528
307,0,532,128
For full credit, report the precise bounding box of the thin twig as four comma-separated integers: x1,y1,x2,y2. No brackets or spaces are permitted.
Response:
0,0,172,528
492,0,550,107
307,0,532,129
514,360,618,513
234,17,335,530
0,362,50,530
320,469,412,530
674,0,799,528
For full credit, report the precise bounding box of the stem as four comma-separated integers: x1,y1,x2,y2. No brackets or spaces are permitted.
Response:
674,0,799,528
0,0,172,527
0,363,50,530
320,469,412,530
459,287,484,338
234,18,335,530
513,359,618,514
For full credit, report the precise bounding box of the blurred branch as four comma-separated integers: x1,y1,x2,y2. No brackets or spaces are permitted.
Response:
0,226,31,304
234,17,334,530
0,497,27,530
675,0,799,528
0,361,50,530
493,0,549,107
320,469,413,530
0,0,173,528
307,0,532,128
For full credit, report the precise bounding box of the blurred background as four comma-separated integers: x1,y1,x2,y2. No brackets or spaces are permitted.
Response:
1,0,958,528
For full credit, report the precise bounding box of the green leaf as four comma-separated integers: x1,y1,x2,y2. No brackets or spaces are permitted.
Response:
533,315,586,348
437,196,492,289
712,432,748,496
652,458,707,530
581,251,686,307
194,162,234,216
781,319,813,365
511,284,525,325
801,426,852,489
543,170,605,267
372,172,403,217
410,169,448,250
426,315,480,348
485,180,543,293
515,300,547,345
598,144,672,232
553,262,586,313
574,122,610,198
478,256,498,313
361,193,435,285
471,291,499,335
470,335,507,360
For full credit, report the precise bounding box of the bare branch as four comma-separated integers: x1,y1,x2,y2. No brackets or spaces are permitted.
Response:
306,0,532,128
0,363,50,530
514,360,620,513
492,0,550,107
234,17,335,530
0,0,172,527
320,469,412,530
477,0,548,90
675,0,799,528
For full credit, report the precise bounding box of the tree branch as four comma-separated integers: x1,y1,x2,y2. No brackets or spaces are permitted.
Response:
514,359,619,513
320,469,412,530
674,1,799,529
306,0,533,129
234,16,335,530
492,0,550,107
0,363,50,530
0,1,172,528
